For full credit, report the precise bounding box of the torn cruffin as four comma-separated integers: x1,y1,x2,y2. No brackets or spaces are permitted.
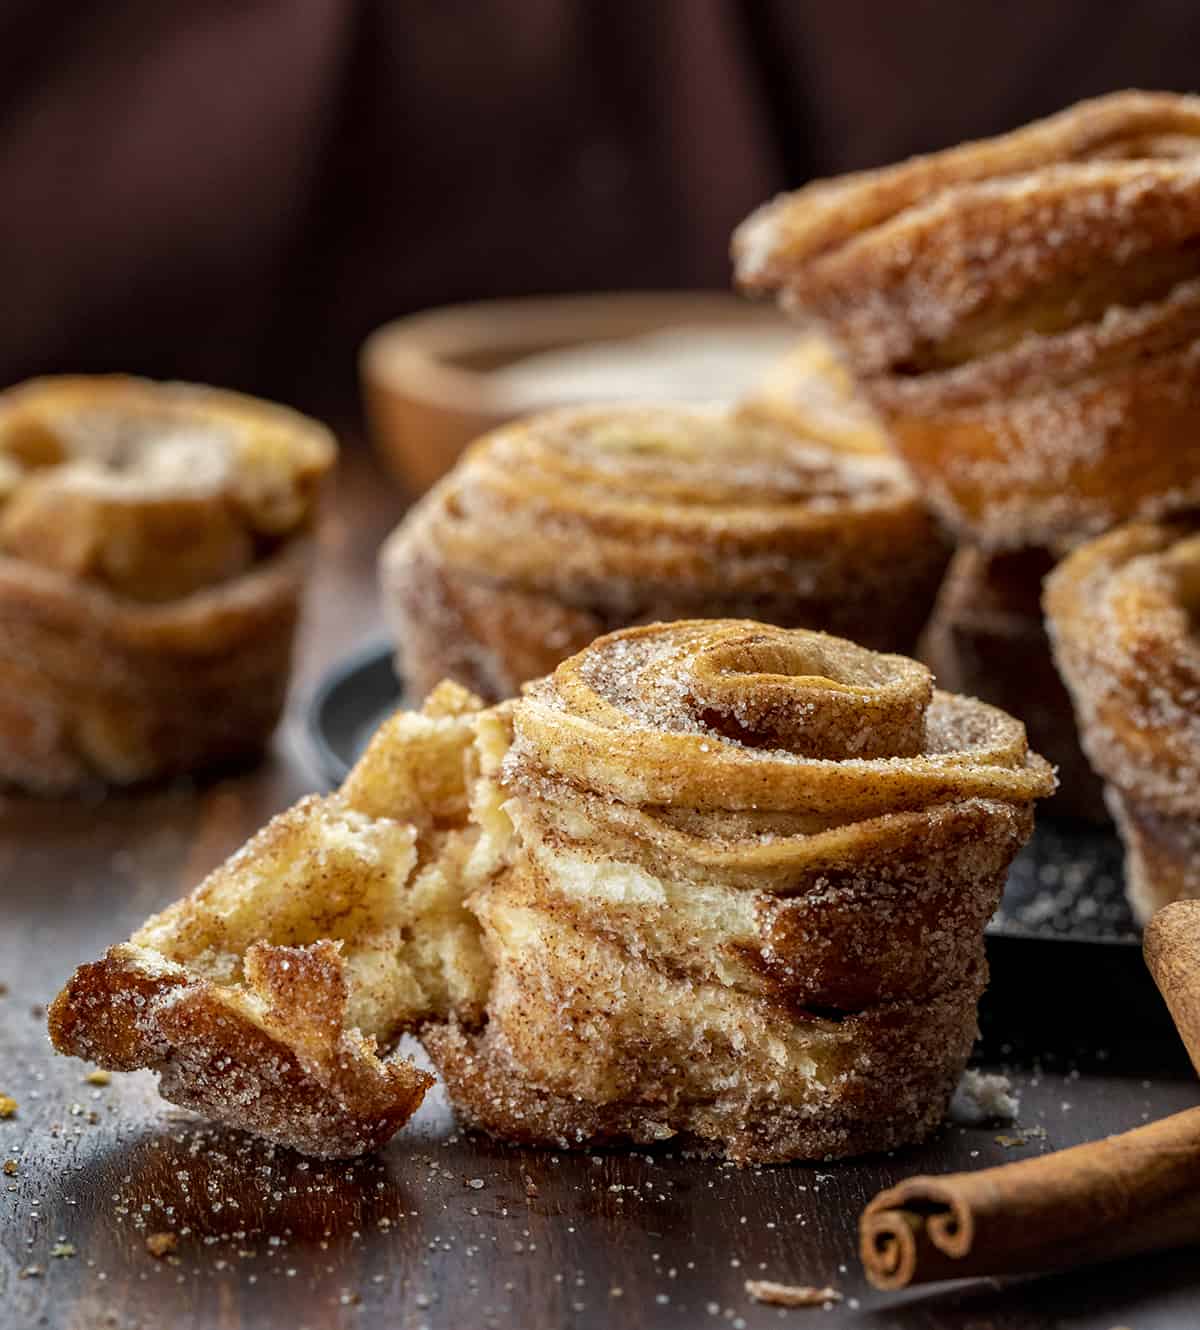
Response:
48,680,503,1157
49,619,1051,1162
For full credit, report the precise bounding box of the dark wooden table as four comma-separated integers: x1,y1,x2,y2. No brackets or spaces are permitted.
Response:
2,451,1199,1330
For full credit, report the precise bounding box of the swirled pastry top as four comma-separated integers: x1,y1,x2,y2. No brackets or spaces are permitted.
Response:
402,403,927,598
512,620,1055,821
734,91,1200,375
0,376,335,601
1046,522,1200,813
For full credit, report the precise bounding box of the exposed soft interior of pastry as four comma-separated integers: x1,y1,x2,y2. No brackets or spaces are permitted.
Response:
48,681,495,1155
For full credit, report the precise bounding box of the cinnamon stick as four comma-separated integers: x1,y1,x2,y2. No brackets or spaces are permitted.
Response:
1145,899,1200,1075
860,1108,1200,1289
860,897,1200,1290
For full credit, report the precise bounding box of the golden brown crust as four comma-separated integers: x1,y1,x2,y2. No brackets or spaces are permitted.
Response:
1046,522,1200,920
0,543,305,792
921,547,1108,821
382,404,949,700
734,92,1200,549
434,621,1052,1161
0,376,335,556
48,940,433,1159
51,622,1052,1161
48,683,495,1156
735,91,1200,358
868,279,1200,548
0,376,335,790
425,998,970,1165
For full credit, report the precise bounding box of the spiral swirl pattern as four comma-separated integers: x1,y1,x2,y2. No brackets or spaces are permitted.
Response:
429,620,1054,1162
382,404,947,700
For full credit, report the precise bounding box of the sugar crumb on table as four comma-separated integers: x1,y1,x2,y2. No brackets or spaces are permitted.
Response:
745,1278,843,1307
145,1232,179,1258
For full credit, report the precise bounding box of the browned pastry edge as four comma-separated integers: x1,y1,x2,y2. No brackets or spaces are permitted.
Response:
381,403,950,701
734,92,1200,370
423,985,975,1165
733,93,1200,548
0,542,306,792
48,939,433,1159
737,92,1200,279
743,161,1200,376
863,285,1200,548
0,374,336,541
48,618,1051,1161
920,549,1108,820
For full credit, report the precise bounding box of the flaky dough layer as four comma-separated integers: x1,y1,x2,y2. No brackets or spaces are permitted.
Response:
51,622,1053,1159
0,376,335,790
0,545,305,791
734,92,1200,549
382,404,948,700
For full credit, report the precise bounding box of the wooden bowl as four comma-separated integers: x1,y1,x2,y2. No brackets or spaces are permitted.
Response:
360,291,790,494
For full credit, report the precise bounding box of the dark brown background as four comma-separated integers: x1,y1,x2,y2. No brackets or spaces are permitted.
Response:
3,1,1200,424
1,453,1199,1330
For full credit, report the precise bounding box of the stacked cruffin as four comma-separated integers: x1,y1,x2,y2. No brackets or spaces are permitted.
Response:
381,403,948,702
0,376,334,791
736,90,1200,871
51,621,1053,1161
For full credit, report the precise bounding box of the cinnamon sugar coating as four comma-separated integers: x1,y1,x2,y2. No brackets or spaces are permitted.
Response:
437,622,1052,1160
734,92,1200,548
921,547,1108,821
381,404,948,701
1046,523,1200,920
50,623,1053,1160
0,376,335,791
48,682,493,1156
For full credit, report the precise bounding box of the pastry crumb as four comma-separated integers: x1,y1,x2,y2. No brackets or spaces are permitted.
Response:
83,1068,112,1086
948,1070,1019,1125
2,1159,17,1175
146,1232,178,1258
0,1094,17,1118
745,1279,842,1307
50,1242,76,1259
